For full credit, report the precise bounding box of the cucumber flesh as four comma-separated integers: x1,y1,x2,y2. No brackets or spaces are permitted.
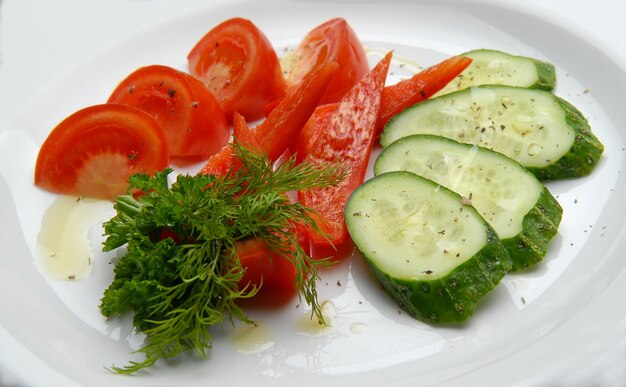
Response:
345,171,512,323
381,85,604,179
375,134,562,270
436,49,556,96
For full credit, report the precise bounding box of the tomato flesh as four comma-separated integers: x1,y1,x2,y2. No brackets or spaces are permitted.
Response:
235,223,310,307
188,17,286,122
200,40,247,94
108,64,229,163
284,18,369,105
34,103,169,200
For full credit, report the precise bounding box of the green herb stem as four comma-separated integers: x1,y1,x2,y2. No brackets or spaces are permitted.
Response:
100,144,346,373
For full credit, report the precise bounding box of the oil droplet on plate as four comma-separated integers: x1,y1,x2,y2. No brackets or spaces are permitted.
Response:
229,322,274,354
349,322,367,334
295,300,337,336
36,195,112,280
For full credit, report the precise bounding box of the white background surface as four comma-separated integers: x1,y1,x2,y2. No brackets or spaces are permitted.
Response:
0,0,624,126
1,1,625,386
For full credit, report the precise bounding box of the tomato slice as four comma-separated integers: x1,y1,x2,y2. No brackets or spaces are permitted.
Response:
283,18,369,105
198,61,338,177
188,17,286,122
376,55,473,136
298,52,393,257
107,65,229,164
235,223,310,307
34,104,169,200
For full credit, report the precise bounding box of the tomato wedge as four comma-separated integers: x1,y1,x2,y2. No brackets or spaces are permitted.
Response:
188,17,286,122
108,65,230,164
235,223,310,307
376,55,473,136
198,61,338,177
34,104,169,200
283,18,369,105
298,52,393,257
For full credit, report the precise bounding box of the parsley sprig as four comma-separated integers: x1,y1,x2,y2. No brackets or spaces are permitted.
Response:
100,144,345,373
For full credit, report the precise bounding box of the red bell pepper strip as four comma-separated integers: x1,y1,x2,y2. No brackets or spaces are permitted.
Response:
291,55,472,161
289,102,338,164
298,52,393,257
253,61,339,162
198,61,338,177
375,55,472,136
232,111,263,152
200,112,262,176
197,142,235,177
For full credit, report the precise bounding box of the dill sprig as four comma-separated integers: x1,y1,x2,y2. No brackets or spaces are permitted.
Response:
100,144,346,373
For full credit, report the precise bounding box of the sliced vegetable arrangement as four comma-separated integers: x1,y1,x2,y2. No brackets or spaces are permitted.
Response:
34,103,169,200
376,55,473,135
198,61,339,176
297,52,391,256
434,48,557,96
345,171,512,323
187,17,286,122
381,85,604,179
281,17,369,105
108,64,230,163
347,50,603,322
101,145,344,373
32,14,604,372
375,135,563,271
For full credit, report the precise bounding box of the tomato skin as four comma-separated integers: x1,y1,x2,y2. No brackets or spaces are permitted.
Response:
34,103,169,200
234,238,297,306
188,17,286,122
107,64,229,164
198,61,338,177
376,55,473,136
298,52,393,257
235,224,310,307
284,18,369,105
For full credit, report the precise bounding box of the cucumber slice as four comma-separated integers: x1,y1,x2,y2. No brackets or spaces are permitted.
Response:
345,171,512,323
381,85,604,179
436,49,556,96
375,135,562,271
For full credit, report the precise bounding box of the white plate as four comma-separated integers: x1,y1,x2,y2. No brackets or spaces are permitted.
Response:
1,1,626,386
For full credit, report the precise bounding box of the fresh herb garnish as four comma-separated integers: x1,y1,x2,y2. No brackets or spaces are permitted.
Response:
100,144,345,373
